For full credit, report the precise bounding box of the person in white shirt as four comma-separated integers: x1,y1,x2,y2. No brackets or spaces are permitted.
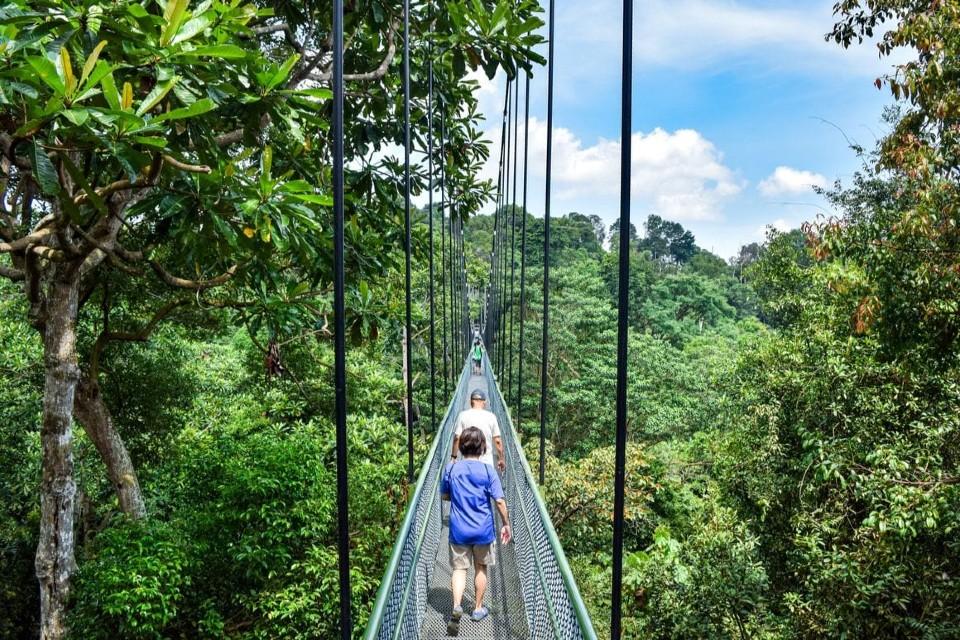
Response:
451,389,505,472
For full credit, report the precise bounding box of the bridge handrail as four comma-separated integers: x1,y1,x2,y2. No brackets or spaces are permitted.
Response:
362,355,471,640
485,354,598,640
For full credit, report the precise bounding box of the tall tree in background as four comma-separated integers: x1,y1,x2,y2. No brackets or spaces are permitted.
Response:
640,214,697,265
717,3,960,636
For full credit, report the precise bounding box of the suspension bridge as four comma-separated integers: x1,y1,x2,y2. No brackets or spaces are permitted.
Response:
329,0,636,637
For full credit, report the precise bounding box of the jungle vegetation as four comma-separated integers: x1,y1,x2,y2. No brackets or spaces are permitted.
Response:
1,0,958,638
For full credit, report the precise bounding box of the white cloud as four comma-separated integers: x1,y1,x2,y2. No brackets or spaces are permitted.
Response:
758,166,828,196
555,0,898,78
480,119,742,222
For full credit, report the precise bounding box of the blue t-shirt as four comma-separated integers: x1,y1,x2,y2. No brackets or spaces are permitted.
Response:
441,460,504,545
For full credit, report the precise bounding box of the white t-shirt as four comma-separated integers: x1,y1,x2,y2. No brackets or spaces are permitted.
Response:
454,408,501,467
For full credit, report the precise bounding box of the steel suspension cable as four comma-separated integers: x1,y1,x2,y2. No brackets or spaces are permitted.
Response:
516,72,531,431
489,83,510,354
439,107,449,399
402,0,414,483
452,210,460,356
611,0,634,635
426,5,436,430
498,79,512,378
507,73,520,407
500,77,512,369
446,115,456,376
331,0,350,636
539,0,555,486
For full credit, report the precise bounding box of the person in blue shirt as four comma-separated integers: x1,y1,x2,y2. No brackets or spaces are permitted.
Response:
441,426,512,634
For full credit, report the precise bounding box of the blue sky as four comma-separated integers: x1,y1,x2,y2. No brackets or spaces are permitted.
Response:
470,0,900,259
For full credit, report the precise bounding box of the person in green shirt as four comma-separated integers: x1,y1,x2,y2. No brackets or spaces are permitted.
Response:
471,338,483,375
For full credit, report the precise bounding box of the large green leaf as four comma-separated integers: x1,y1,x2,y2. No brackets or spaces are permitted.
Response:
29,142,59,195
26,55,64,95
175,44,247,60
136,77,178,116
153,97,216,122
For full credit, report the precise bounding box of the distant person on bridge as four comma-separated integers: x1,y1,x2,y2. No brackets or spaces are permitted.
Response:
441,426,512,634
471,338,484,375
452,389,505,473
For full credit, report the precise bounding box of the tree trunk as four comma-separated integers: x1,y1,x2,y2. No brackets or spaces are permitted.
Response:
74,374,146,519
35,266,80,640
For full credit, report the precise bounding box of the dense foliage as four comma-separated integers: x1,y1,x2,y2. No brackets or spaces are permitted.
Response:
2,0,959,638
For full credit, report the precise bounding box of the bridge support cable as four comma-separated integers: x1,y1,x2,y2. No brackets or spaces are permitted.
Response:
426,6,437,431
539,0,555,486
494,78,513,375
516,72,531,432
440,109,453,390
402,0,414,483
331,0,351,636
439,104,449,401
507,74,520,408
498,78,513,379
500,75,512,369
611,0,634,635
488,82,510,357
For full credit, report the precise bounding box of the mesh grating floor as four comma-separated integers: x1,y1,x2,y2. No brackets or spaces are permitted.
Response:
367,353,594,640
418,373,529,639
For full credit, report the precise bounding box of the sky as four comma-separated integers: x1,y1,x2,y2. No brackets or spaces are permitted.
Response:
464,0,901,260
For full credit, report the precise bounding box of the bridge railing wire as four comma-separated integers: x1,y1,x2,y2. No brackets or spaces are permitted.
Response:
484,355,598,640
363,353,596,640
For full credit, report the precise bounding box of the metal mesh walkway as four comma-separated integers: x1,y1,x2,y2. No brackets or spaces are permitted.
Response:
363,353,597,640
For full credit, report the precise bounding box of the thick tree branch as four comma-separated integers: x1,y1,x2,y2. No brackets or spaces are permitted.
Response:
0,262,25,281
162,154,211,174
0,227,54,253
90,297,190,380
149,260,240,290
215,114,271,147
308,21,398,83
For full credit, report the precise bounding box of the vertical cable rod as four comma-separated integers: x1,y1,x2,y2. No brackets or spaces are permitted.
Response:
507,73,519,407
331,0,351,636
516,72,530,431
402,0,414,483
490,83,510,356
539,0,555,486
611,0,634,635
446,118,456,377
498,93,511,382
426,2,436,429
440,107,449,398
498,80,511,377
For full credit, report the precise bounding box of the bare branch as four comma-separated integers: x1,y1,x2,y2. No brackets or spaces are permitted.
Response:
149,260,240,290
90,297,190,378
253,23,291,36
215,113,273,148
0,262,25,281
308,21,398,83
162,154,211,174
71,224,142,276
30,244,68,261
0,227,54,253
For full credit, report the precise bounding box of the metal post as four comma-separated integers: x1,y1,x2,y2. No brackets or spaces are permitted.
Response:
402,0,414,483
331,0,351,636
427,10,436,430
440,107,449,399
611,0,634,635
516,72,530,432
539,0,555,486
507,75,519,407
